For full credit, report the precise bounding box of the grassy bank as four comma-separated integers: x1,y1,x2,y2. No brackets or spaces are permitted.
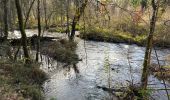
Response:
0,60,48,100
80,21,170,48
41,39,79,65
80,22,147,46
80,27,147,46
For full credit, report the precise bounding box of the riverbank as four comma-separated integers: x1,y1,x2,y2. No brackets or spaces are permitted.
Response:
0,60,47,100
80,29,146,46
79,24,170,48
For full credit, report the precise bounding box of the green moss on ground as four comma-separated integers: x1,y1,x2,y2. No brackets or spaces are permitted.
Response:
0,60,48,100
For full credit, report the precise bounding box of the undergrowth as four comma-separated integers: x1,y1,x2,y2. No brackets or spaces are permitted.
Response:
0,60,48,100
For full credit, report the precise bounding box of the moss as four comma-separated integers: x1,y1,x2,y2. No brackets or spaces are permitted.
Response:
0,60,48,100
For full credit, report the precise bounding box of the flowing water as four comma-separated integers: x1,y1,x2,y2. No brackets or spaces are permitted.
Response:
12,30,170,100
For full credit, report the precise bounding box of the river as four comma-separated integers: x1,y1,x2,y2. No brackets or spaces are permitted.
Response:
12,30,170,100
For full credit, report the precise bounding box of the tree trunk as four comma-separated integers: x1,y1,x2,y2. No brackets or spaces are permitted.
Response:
36,0,41,62
141,0,158,90
15,0,30,63
66,0,70,36
70,0,88,41
3,0,8,40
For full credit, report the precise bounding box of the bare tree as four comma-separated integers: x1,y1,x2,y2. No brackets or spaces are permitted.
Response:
15,0,30,63
141,0,159,90
36,0,41,61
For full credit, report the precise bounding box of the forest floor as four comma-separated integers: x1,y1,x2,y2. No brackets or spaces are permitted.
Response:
0,60,47,100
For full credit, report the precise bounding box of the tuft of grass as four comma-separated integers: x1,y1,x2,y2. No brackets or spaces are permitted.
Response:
0,60,48,100
41,39,79,64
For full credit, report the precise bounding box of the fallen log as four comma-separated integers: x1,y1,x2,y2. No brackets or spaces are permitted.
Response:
97,86,124,93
